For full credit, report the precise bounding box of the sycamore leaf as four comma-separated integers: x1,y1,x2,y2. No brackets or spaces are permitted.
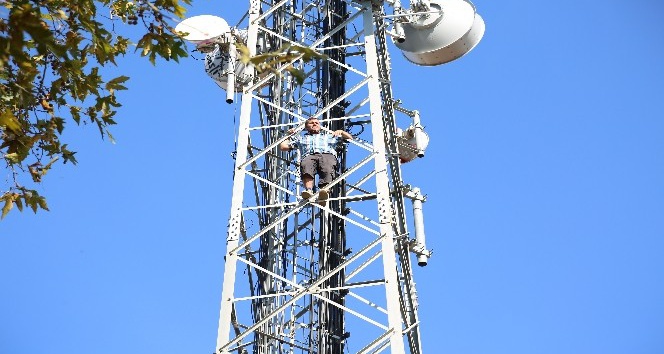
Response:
1,198,12,219
29,164,41,182
289,44,328,61
27,196,38,213
1,193,16,219
37,196,49,211
249,52,284,64
173,3,187,18
237,42,326,86
236,43,251,64
105,76,130,91
0,110,21,132
70,106,82,124
106,130,116,144
4,153,20,164
286,66,306,85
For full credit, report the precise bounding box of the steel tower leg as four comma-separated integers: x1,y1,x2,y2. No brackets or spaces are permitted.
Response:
361,4,406,354
216,1,260,352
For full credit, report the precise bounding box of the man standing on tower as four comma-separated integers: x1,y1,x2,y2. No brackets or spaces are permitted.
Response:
280,117,353,204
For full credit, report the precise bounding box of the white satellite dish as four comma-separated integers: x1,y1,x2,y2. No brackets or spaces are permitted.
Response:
175,14,230,45
394,0,485,66
176,15,266,99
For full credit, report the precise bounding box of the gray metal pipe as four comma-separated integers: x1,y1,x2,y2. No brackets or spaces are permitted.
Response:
411,187,429,266
226,37,236,104
411,110,426,158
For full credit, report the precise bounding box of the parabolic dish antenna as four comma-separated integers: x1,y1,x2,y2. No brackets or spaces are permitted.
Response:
204,45,247,91
175,14,230,45
394,0,485,66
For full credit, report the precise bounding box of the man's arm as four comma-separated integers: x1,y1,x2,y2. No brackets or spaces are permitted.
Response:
333,130,353,140
280,129,297,151
279,139,292,151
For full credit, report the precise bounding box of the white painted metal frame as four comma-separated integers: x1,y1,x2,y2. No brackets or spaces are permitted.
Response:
215,1,423,353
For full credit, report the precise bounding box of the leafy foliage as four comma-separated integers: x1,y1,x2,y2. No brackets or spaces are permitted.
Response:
0,0,191,219
237,42,327,85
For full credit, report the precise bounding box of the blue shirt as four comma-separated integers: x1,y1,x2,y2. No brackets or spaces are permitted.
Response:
291,132,340,158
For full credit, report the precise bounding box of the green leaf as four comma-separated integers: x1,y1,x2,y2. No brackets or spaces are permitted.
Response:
106,130,116,144
0,193,17,219
4,153,20,164
0,110,21,132
15,197,23,212
1,198,13,219
61,144,78,165
286,66,306,85
52,117,65,134
27,195,38,213
236,43,251,64
70,106,82,124
29,164,41,182
290,44,328,61
37,196,49,211
105,76,129,91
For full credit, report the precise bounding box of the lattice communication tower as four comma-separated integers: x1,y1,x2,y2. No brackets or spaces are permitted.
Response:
175,1,484,353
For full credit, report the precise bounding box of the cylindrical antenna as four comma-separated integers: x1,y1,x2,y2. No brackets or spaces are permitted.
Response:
412,110,426,158
412,187,429,266
393,22,405,43
226,37,236,104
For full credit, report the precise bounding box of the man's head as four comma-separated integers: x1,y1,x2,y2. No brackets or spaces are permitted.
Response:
304,117,321,134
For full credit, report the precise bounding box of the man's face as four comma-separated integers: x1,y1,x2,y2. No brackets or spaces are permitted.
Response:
305,119,321,134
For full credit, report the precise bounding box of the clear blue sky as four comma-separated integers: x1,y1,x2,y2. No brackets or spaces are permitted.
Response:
2,0,663,353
